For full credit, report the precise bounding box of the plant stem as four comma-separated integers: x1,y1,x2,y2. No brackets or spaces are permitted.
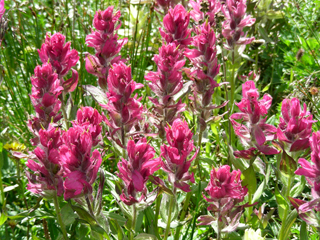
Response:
196,128,204,180
53,194,69,240
279,175,293,240
130,204,137,240
85,195,95,218
164,194,175,240
174,192,192,240
217,200,221,240
229,48,236,146
154,195,161,237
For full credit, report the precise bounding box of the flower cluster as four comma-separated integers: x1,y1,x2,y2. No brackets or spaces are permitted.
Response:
294,131,320,216
60,107,103,200
159,4,192,48
117,138,161,205
28,63,63,145
102,62,144,147
86,7,128,90
145,43,186,137
231,81,279,159
277,98,314,152
38,33,79,92
26,125,64,198
189,0,221,26
221,0,256,49
155,0,179,13
161,119,197,192
185,21,226,131
0,0,7,46
198,165,249,232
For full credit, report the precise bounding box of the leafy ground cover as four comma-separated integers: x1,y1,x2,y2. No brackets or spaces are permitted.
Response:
0,0,320,239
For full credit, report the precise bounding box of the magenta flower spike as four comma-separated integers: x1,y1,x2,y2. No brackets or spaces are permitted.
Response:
73,107,103,147
26,125,64,198
117,138,161,205
221,0,256,49
60,126,102,200
0,0,5,19
159,4,193,47
101,63,144,145
231,81,279,158
189,0,221,25
38,33,79,85
277,98,315,152
85,7,128,90
160,119,198,192
203,165,247,201
28,63,63,145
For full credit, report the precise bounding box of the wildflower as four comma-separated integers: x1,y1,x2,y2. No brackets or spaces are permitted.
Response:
231,81,279,157
189,0,221,25
60,126,102,200
0,0,4,19
277,98,315,152
26,125,64,198
28,63,63,145
221,0,256,49
160,4,193,47
38,33,79,81
85,7,128,90
117,138,161,205
161,119,197,192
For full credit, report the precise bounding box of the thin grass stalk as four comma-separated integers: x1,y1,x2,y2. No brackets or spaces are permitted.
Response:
174,191,192,240
164,192,175,240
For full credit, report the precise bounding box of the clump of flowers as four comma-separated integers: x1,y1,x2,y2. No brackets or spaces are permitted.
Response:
117,138,161,205
102,62,144,147
28,63,63,145
60,107,103,200
185,21,227,131
86,6,128,90
189,0,221,26
38,32,79,92
26,124,64,198
231,81,279,159
221,0,256,50
293,131,320,220
277,98,315,152
198,165,249,232
159,4,193,48
145,43,186,137
160,118,198,192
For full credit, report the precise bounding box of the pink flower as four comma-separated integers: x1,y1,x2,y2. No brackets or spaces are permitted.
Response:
38,33,79,80
230,81,279,157
60,126,102,200
161,119,198,192
203,165,247,201
117,138,161,205
26,125,64,198
73,107,103,146
159,4,192,47
28,63,63,144
93,7,121,33
0,0,5,19
101,63,144,146
85,7,128,90
155,0,179,13
189,0,221,25
221,0,256,49
277,98,315,152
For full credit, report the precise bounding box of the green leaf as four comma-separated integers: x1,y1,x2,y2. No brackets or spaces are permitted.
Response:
135,210,144,232
83,85,108,106
160,194,178,225
105,212,127,226
279,209,297,240
252,163,271,203
266,10,284,19
134,233,157,240
300,221,308,240
61,203,77,226
290,175,306,197
241,165,257,195
0,211,7,226
280,150,297,177
275,187,289,221
72,206,96,225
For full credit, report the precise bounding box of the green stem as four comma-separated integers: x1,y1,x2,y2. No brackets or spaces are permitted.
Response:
196,129,203,180
174,192,192,240
131,204,137,239
85,195,95,218
229,48,236,145
279,175,293,240
164,194,175,240
217,200,221,240
154,195,161,237
53,194,69,240
0,170,5,205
